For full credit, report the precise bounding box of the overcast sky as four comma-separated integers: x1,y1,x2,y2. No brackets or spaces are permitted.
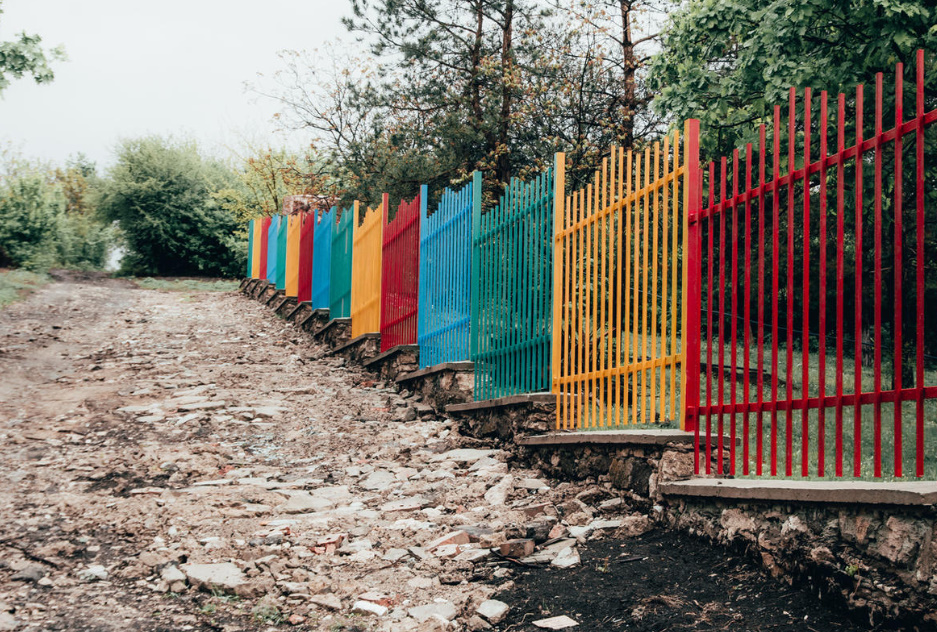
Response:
0,0,351,169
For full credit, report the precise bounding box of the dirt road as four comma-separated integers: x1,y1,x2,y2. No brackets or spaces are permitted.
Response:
0,278,860,631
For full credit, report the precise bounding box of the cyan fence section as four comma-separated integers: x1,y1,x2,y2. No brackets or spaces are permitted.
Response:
417,172,480,368
330,205,355,319
246,219,254,278
266,215,279,284
276,213,288,290
311,207,334,310
470,158,561,400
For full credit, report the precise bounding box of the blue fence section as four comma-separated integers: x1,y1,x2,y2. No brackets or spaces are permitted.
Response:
311,207,334,310
330,205,355,319
266,215,279,284
417,173,479,368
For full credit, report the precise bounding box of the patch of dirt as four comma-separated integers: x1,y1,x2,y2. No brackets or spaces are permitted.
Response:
492,531,867,631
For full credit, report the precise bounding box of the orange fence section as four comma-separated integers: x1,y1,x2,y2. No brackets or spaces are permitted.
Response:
351,196,385,338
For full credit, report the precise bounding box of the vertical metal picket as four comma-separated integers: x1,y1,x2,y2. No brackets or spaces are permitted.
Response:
351,196,384,337
330,204,355,319
381,189,422,351
311,207,334,310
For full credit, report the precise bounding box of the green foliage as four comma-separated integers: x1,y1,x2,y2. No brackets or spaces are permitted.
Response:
0,161,113,270
0,0,66,95
97,136,242,277
0,268,49,308
250,603,282,625
648,0,937,157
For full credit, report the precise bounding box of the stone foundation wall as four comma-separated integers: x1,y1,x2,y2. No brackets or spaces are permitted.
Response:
274,296,297,317
299,309,330,336
312,319,351,350
661,495,937,627
449,397,555,442
363,345,419,384
330,334,380,365
397,364,474,413
287,302,311,325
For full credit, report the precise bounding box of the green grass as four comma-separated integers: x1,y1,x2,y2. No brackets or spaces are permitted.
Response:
0,269,51,308
132,277,240,292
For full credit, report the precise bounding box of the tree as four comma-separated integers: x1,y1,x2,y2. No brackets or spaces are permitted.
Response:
648,0,937,157
97,137,241,277
0,0,65,95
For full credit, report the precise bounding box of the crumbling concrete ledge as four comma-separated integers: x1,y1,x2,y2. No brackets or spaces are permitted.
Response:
285,301,311,324
312,318,351,349
274,295,297,317
299,308,330,335
447,392,555,440
396,361,474,413
362,344,419,383
659,478,937,627
328,332,380,364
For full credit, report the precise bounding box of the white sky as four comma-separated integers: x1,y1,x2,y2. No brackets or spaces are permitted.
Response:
0,0,351,169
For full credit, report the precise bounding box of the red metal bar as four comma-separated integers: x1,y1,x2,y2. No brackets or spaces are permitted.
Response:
706,162,715,473
756,124,766,476
874,72,884,478
297,211,315,303
894,64,904,477
686,120,702,447
802,87,812,477
717,157,727,473
771,105,781,477
916,50,926,477
854,83,864,478
836,92,846,478
785,88,795,477
259,216,271,279
730,150,739,475
743,142,753,475
818,91,828,476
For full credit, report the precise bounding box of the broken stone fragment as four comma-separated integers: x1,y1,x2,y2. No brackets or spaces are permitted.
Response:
180,562,245,592
477,599,510,624
309,593,342,611
160,564,186,583
352,600,387,616
426,530,471,551
499,539,535,558
533,615,579,629
408,600,458,623
550,546,580,568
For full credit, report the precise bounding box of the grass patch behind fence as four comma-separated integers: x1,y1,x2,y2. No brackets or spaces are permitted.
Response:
0,269,51,308
131,277,240,293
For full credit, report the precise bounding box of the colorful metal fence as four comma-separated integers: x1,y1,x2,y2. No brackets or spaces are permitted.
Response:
471,156,562,400
276,213,288,290
266,215,279,284
298,211,315,303
330,205,355,319
246,220,255,278
689,52,937,479
285,213,301,297
418,174,479,368
251,220,263,280
259,216,270,280
312,207,334,311
380,189,422,352
351,198,384,337
553,124,697,431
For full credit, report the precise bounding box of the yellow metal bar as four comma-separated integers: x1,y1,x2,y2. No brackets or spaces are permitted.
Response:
598,157,608,427
614,147,625,427
351,197,384,337
649,143,661,425
251,220,262,279
285,213,301,297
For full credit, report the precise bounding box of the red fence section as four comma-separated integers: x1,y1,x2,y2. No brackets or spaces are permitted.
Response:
298,211,315,303
688,51,937,479
380,188,423,352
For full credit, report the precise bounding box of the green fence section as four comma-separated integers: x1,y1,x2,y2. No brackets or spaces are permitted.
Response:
330,204,355,319
470,156,561,400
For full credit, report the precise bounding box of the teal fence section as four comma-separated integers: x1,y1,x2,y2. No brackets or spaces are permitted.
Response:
266,215,279,284
246,219,254,278
329,205,355,319
276,213,287,290
418,172,479,368
470,164,555,400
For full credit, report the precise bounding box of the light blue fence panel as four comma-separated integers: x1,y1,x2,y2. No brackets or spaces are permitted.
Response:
276,213,288,290
330,204,355,319
417,172,480,368
311,207,334,310
266,215,279,284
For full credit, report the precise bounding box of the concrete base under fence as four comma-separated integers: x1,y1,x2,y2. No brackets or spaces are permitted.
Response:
286,301,311,324
273,295,297,316
329,332,380,364
447,392,555,440
299,308,330,335
658,479,937,626
312,318,351,349
397,361,474,413
362,344,419,383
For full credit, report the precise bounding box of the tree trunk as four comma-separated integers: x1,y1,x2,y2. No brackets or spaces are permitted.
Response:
496,0,514,186
618,0,636,148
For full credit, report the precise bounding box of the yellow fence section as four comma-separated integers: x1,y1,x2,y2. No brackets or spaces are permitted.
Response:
251,219,262,279
285,213,301,297
351,197,385,337
552,122,695,430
